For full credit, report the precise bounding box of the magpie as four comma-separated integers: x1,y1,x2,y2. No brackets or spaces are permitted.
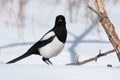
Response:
6,15,67,65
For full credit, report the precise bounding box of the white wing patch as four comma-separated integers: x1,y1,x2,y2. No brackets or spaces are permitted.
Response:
41,31,55,41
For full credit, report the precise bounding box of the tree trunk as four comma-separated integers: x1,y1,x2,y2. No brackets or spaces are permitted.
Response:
95,0,120,61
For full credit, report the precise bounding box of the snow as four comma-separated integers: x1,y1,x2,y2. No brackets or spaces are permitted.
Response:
0,64,120,80
0,0,120,80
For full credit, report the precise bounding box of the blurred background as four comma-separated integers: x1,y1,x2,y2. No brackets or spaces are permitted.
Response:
0,0,120,65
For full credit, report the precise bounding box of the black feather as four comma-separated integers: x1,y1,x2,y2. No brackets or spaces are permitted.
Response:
6,36,55,63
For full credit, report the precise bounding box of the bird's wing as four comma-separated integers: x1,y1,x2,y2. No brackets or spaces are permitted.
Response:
40,30,55,41
6,31,55,63
28,31,55,51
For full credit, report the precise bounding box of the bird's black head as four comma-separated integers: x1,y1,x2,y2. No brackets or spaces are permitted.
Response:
53,15,67,43
55,15,66,27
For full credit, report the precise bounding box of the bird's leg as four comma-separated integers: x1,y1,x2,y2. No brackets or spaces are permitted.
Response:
42,57,53,65
47,59,53,65
42,57,49,65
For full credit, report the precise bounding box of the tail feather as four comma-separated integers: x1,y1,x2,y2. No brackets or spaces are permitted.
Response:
6,52,32,64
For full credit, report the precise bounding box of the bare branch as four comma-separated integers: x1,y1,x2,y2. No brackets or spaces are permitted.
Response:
87,3,108,22
87,0,120,62
86,3,101,17
67,49,115,65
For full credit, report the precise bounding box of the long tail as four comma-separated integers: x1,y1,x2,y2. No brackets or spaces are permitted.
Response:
6,52,32,64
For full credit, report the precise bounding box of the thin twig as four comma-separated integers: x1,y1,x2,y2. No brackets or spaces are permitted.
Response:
67,49,115,65
86,3,101,17
87,3,108,21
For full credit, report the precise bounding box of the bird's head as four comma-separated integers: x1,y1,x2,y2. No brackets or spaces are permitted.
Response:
55,15,66,26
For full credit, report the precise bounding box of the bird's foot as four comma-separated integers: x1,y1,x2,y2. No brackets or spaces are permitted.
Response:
42,57,53,65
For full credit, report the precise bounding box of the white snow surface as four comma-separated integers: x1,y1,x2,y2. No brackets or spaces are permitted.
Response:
0,64,120,80
0,0,120,80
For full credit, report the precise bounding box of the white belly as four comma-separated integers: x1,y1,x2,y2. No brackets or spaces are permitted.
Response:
39,37,64,58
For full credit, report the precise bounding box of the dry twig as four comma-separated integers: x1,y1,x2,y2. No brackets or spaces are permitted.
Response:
67,49,115,65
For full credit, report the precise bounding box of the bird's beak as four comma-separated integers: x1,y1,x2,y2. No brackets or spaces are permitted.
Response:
58,19,63,22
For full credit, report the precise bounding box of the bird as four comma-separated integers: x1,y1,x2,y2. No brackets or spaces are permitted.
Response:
6,15,67,65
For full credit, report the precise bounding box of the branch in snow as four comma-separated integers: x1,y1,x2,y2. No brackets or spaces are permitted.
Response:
67,49,115,65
